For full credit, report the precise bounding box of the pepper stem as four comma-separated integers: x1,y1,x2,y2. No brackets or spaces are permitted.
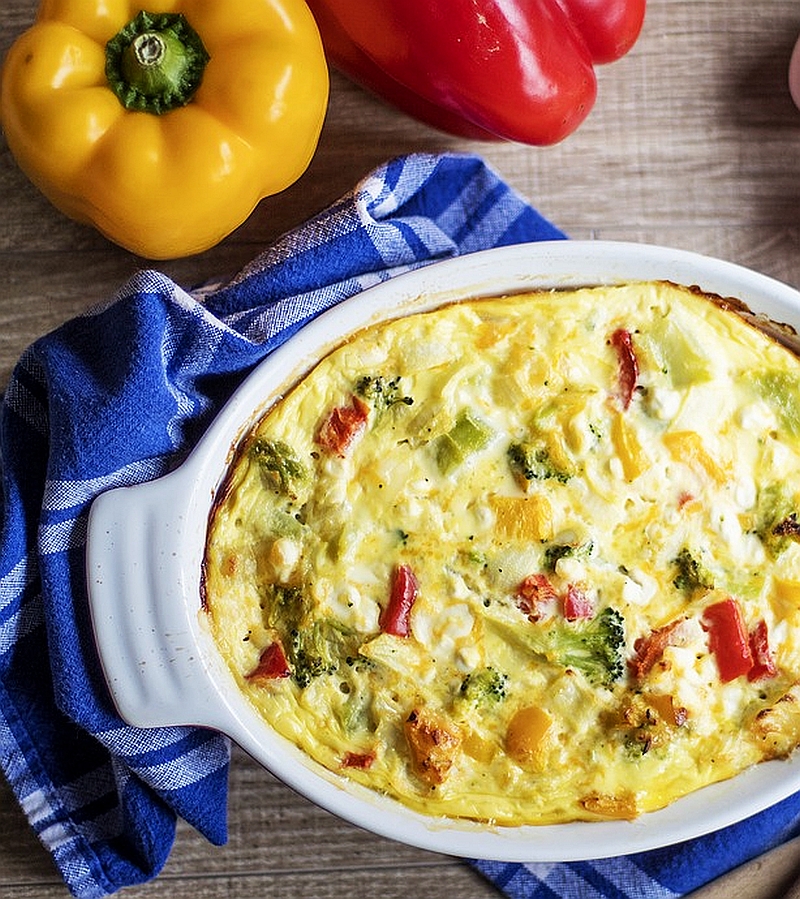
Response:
106,11,210,115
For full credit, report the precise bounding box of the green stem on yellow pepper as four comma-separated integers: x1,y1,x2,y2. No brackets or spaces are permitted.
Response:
105,11,210,115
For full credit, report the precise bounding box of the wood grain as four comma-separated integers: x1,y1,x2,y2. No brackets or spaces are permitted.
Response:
2,1,800,897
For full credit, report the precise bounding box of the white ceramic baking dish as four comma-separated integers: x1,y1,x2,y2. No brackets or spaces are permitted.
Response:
86,240,800,861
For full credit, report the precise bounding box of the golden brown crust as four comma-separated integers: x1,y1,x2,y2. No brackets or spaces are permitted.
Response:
404,708,461,786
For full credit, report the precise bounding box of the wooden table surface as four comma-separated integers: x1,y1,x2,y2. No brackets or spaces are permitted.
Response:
3,2,800,897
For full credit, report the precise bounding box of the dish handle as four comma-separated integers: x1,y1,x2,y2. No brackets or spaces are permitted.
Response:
85,470,233,732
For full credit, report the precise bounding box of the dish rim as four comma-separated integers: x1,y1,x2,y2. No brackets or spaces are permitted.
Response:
86,239,800,862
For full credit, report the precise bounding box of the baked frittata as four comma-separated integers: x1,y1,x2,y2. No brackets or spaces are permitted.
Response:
202,281,800,825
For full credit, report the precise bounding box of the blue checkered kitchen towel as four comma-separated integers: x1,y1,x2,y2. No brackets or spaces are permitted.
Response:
3,152,800,899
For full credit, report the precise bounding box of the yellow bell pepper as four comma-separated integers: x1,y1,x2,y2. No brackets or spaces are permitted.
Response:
610,410,648,482
663,430,729,486
505,706,552,770
491,494,554,543
0,0,329,259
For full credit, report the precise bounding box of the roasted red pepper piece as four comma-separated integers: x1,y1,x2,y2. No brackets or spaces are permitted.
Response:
629,619,682,679
380,564,419,637
341,751,376,769
516,573,559,621
702,598,754,683
611,328,639,409
747,619,777,682
563,584,594,621
246,641,291,680
316,395,370,457
305,0,646,145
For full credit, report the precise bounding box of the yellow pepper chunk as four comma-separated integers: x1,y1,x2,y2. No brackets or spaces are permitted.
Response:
491,494,554,542
0,0,329,258
610,410,648,481
774,578,800,606
461,728,496,764
579,792,639,820
505,705,552,769
663,430,728,485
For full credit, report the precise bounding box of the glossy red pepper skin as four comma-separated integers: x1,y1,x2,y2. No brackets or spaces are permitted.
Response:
305,0,645,144
246,641,291,680
702,598,754,683
380,564,419,637
747,619,777,682
611,328,639,409
316,395,370,457
563,584,595,621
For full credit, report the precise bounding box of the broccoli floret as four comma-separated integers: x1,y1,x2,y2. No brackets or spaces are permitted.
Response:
262,584,358,688
336,685,375,734
263,583,303,631
543,541,594,572
672,547,714,593
355,375,414,413
289,620,341,687
508,440,572,485
483,605,625,687
459,667,509,707
543,607,626,686
289,618,362,688
249,438,307,496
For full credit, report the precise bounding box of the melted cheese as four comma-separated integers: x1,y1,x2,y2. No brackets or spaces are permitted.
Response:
204,282,800,825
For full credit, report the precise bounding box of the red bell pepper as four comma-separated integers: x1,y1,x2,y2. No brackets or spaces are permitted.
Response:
246,641,292,680
611,328,639,410
341,751,376,769
516,573,559,621
380,564,419,637
305,0,646,145
316,395,370,457
629,619,682,680
563,584,595,621
702,598,754,683
747,619,777,682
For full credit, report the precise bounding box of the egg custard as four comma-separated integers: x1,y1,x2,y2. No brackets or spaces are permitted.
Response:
203,281,800,825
